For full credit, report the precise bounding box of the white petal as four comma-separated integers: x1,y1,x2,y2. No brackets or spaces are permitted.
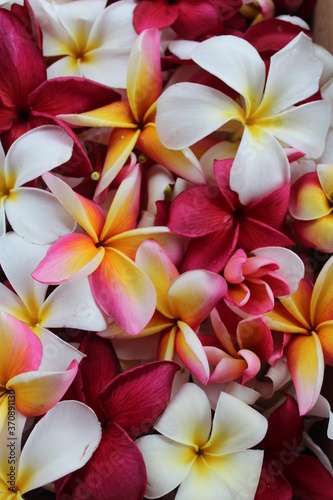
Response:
136,435,195,499
79,50,131,88
154,383,211,447
229,126,290,205
47,55,81,79
200,140,238,184
0,197,6,238
17,401,101,495
260,32,324,115
0,232,48,310
5,126,73,187
41,278,107,331
56,0,105,41
192,35,266,115
169,40,199,60
156,82,243,149
252,247,304,295
207,391,268,454
36,326,85,372
264,100,331,159
0,282,28,322
5,188,76,244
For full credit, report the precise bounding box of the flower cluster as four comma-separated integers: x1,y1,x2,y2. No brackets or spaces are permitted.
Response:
0,0,332,499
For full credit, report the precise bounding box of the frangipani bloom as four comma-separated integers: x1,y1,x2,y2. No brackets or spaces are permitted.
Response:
59,27,205,199
0,125,76,244
56,334,179,499
0,401,102,499
289,164,333,252
168,158,294,273
28,0,137,88
156,32,331,204
0,311,78,432
0,232,106,371
136,383,268,499
264,254,333,415
200,301,273,385
32,165,182,335
223,247,304,315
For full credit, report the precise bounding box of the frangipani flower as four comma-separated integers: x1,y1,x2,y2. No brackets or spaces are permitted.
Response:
200,301,273,385
167,158,294,273
0,125,76,244
28,0,137,88
0,401,102,499
32,165,183,335
0,232,106,371
58,27,205,199
264,254,333,415
0,311,78,432
223,247,304,315
136,383,268,499
56,333,180,500
156,32,331,204
289,164,333,252
0,7,119,175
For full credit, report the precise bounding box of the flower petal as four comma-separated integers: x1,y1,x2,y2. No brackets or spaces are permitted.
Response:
36,326,85,372
17,401,102,495
316,321,333,365
310,254,333,325
175,322,210,385
90,248,156,335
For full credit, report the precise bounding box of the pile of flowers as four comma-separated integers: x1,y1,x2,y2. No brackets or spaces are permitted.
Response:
0,0,332,498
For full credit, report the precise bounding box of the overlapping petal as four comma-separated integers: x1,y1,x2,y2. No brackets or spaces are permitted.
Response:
175,322,210,385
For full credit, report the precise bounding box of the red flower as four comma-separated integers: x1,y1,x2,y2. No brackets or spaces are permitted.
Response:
168,158,294,273
56,334,180,500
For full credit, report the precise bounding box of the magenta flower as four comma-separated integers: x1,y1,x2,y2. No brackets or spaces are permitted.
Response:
0,8,119,175
56,333,180,500
132,0,242,40
168,158,294,273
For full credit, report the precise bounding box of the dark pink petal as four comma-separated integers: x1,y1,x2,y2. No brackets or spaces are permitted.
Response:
237,218,294,251
237,316,273,363
100,361,180,439
168,185,233,237
233,279,274,315
0,9,45,108
175,1,222,39
133,1,178,33
245,182,291,229
180,224,239,272
214,158,239,209
56,422,147,500
283,455,333,499
255,453,293,500
262,272,290,297
29,77,119,116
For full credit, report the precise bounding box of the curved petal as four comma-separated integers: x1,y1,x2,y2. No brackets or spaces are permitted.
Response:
167,270,227,327
192,35,266,116
286,332,324,415
36,326,85,372
32,233,105,284
136,239,178,319
290,172,332,220
43,172,105,241
258,32,323,115
58,101,136,128
90,247,156,335
156,82,243,150
316,321,333,365
5,188,76,244
239,349,262,384
311,254,333,325
17,401,102,495
5,125,73,188
154,383,211,447
237,316,273,362
136,435,195,499
229,126,290,205
207,351,247,384
8,360,78,417
317,163,333,202
175,322,210,385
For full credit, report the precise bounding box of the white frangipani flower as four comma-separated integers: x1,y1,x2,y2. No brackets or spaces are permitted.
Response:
136,383,268,499
156,33,331,205
29,0,137,88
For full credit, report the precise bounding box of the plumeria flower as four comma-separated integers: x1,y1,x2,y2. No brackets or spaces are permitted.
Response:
156,32,331,204
289,164,333,252
29,0,138,88
32,165,183,335
0,7,119,175
0,400,102,499
58,27,205,200
0,311,78,432
0,232,107,371
167,158,294,273
101,239,227,385
199,301,273,385
223,246,304,315
264,254,333,415
0,125,76,244
56,333,180,500
136,382,268,499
